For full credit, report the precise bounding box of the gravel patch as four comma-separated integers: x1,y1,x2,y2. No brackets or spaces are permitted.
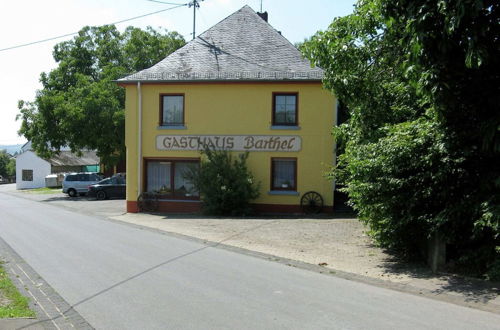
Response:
0,291,12,307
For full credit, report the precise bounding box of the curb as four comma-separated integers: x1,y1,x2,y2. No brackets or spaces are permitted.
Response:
0,236,94,330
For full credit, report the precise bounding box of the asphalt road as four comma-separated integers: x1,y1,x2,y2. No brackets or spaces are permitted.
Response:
1,192,499,329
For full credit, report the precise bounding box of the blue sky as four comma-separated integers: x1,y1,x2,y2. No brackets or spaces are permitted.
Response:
0,0,356,145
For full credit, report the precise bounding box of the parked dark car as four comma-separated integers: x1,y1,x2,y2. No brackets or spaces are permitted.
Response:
88,176,126,200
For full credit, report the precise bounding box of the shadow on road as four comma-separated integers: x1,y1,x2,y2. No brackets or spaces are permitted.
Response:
377,254,500,304
41,196,92,202
434,276,500,304
136,212,359,221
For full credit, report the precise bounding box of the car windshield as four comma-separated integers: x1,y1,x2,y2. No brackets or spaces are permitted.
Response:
99,179,111,185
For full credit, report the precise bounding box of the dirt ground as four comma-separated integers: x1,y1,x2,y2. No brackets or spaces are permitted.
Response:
0,291,11,308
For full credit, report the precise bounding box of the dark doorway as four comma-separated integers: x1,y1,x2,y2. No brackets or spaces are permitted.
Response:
333,185,355,214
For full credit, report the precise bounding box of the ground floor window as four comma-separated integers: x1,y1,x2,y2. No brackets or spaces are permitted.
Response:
145,159,199,199
271,158,297,191
22,169,33,181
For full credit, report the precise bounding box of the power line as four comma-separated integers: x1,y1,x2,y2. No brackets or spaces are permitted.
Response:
147,0,187,5
109,3,187,25
148,0,201,39
0,3,188,52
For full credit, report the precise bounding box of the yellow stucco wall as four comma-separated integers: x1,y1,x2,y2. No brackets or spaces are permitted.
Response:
124,82,336,208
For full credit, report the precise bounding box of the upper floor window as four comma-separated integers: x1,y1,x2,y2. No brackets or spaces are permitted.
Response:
273,93,298,126
161,94,184,126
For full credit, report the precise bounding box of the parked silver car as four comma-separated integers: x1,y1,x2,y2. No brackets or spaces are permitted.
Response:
62,172,102,197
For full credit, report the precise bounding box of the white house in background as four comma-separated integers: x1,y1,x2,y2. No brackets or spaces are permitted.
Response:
20,141,33,153
16,151,51,189
16,143,100,189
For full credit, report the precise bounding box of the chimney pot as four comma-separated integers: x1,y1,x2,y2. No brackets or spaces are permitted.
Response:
257,11,268,22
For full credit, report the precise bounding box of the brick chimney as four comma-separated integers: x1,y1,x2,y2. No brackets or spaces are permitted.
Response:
257,11,268,22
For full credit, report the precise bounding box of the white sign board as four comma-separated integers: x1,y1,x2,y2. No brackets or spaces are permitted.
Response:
156,135,301,152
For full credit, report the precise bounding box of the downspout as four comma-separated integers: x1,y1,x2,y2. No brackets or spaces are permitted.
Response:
137,82,142,201
332,98,339,210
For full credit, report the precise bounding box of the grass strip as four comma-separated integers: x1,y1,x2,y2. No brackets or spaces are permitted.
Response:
0,261,35,318
22,187,61,194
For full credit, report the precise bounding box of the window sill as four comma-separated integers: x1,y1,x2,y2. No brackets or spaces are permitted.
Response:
157,198,201,202
268,190,299,196
157,125,187,130
270,125,300,130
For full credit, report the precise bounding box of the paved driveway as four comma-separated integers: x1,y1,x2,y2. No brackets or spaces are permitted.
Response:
0,183,126,218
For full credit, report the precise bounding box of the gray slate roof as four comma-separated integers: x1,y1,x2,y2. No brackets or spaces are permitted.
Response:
48,151,99,167
120,5,323,82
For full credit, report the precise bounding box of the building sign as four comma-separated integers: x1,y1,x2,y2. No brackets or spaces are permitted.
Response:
156,135,301,152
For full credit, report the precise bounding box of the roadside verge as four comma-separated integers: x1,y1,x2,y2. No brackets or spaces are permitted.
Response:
0,236,93,330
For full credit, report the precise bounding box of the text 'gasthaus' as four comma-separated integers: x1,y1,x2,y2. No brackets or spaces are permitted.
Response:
156,135,301,152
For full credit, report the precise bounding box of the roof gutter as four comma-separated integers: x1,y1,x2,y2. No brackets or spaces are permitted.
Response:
117,79,323,85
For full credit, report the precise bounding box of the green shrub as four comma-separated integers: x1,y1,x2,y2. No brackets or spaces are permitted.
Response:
486,251,500,282
338,118,500,272
303,0,500,279
184,148,260,216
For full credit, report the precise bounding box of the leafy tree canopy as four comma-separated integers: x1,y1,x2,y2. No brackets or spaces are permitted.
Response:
6,157,15,178
383,0,500,152
0,150,13,177
17,25,185,166
302,0,499,278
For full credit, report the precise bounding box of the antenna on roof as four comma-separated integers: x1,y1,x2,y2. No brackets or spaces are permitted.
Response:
257,1,268,23
189,0,204,40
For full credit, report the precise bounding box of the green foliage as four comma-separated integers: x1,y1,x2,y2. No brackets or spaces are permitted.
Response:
0,151,14,178
303,0,499,277
17,25,185,166
6,158,15,178
0,151,8,177
383,0,500,151
184,148,260,216
486,249,500,281
0,262,35,318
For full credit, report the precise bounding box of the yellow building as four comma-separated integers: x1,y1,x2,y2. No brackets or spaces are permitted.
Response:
118,6,337,214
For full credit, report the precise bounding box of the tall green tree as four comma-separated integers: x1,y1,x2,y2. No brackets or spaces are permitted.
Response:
17,25,185,166
6,157,15,178
302,0,499,278
383,0,500,151
0,150,11,177
380,0,500,277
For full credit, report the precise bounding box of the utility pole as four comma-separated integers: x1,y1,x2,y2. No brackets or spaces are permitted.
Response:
189,0,203,40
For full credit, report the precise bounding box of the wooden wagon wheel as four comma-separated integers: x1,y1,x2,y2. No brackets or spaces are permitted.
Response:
137,192,159,212
300,191,324,214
